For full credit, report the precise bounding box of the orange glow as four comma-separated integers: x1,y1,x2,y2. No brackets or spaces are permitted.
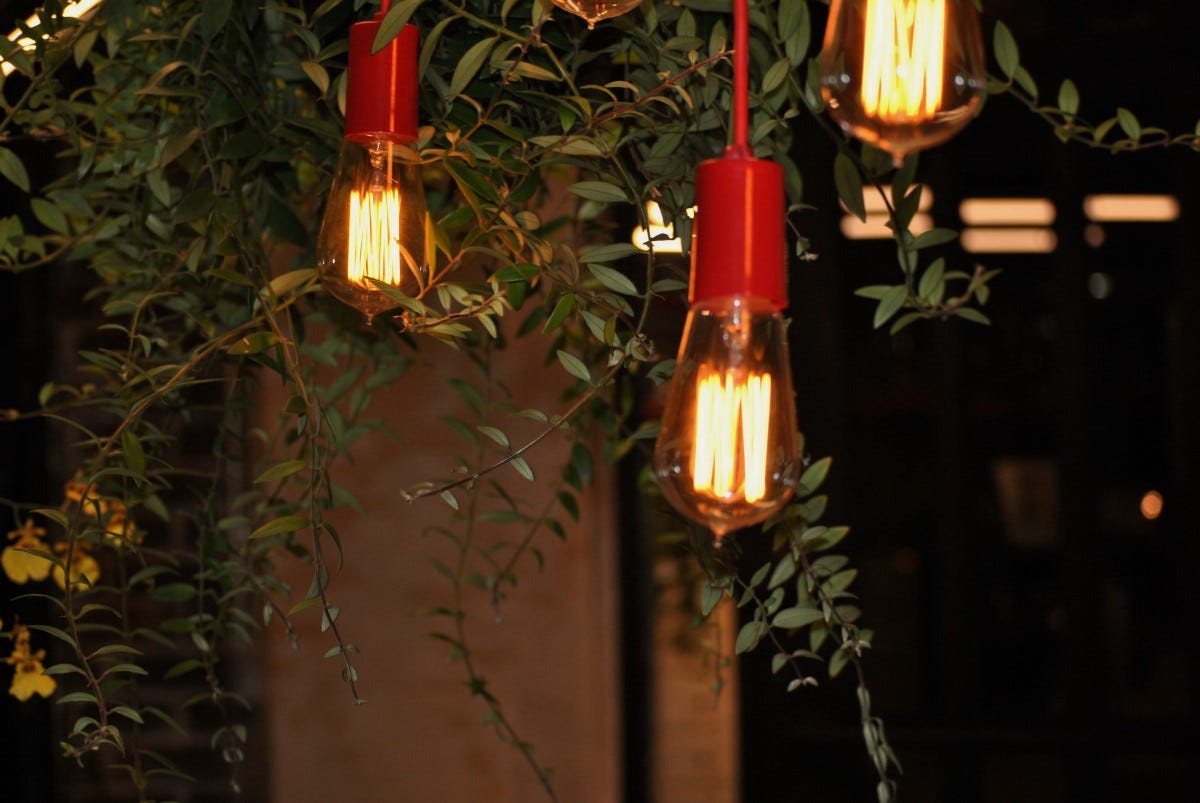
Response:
1140,490,1164,521
691,366,773,504
861,0,947,122
960,197,1056,226
2,0,103,76
961,227,1057,254
841,212,934,239
347,187,405,287
1083,194,1180,223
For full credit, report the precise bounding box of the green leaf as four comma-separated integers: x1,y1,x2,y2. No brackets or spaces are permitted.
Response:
112,705,145,724
700,583,723,617
301,61,330,96
993,21,1019,79
373,0,423,52
1116,107,1141,140
542,293,574,334
579,242,639,263
476,426,510,448
254,459,308,484
762,58,789,94
0,146,30,192
200,0,233,40
121,430,146,475
148,583,197,603
31,198,69,235
588,264,638,296
510,456,534,481
773,606,823,629
448,37,497,99
556,349,592,383
768,553,797,590
798,456,831,495
853,285,893,301
873,286,908,329
912,228,957,250
834,153,866,222
569,181,628,204
954,307,991,325
749,562,771,588
1057,79,1079,117
917,258,946,299
248,515,309,540
734,620,766,654
1013,66,1037,99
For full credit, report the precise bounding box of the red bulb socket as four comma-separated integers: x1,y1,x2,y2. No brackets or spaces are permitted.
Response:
689,147,788,309
345,15,419,143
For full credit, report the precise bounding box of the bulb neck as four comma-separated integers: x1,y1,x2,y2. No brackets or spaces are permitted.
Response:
345,14,419,143
689,148,788,309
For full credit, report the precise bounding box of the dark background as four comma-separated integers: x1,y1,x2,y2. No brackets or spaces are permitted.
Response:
3,1,1198,801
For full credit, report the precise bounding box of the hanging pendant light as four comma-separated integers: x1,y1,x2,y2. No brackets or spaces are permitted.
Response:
819,0,985,164
317,2,428,323
652,0,802,541
549,0,642,30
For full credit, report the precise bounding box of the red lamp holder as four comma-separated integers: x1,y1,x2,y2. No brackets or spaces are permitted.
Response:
344,12,419,143
688,146,788,310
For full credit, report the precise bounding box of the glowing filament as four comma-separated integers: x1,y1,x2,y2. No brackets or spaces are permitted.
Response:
861,0,946,122
347,187,403,287
691,366,773,504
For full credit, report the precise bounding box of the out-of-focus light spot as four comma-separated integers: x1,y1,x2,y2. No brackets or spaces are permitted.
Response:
960,197,1056,226
631,201,685,254
841,212,934,240
1087,272,1112,300
1140,490,1164,521
1084,223,1106,248
961,227,1057,253
841,185,934,216
2,0,103,76
1084,194,1180,223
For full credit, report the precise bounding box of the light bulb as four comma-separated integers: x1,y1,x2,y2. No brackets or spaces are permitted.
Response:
549,0,641,29
317,13,427,322
819,0,985,163
653,149,802,540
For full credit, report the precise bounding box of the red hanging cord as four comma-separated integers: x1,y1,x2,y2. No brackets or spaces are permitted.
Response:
380,0,392,13
732,0,749,150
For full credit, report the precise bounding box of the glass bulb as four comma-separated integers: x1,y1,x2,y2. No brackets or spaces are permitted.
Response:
549,0,641,29
654,297,801,540
820,0,985,163
317,137,427,322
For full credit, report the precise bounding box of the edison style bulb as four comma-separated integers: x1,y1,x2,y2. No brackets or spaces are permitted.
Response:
652,147,801,540
316,137,427,322
654,297,801,539
820,0,985,163
549,0,641,29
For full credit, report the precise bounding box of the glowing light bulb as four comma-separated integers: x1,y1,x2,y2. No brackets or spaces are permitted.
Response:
819,0,985,163
317,13,426,322
549,0,641,29
653,149,802,540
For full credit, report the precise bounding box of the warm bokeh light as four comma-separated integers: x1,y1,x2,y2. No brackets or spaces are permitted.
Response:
1083,194,1180,223
841,212,934,239
631,201,686,254
961,227,1057,254
1140,490,1164,521
960,197,1056,226
841,185,934,216
2,0,102,76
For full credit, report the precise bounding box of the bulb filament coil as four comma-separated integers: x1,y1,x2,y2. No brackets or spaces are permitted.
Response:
861,0,946,121
691,366,773,504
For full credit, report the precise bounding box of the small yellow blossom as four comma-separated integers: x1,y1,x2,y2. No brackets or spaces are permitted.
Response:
64,478,106,511
51,542,100,591
99,499,142,548
5,623,57,702
2,518,53,584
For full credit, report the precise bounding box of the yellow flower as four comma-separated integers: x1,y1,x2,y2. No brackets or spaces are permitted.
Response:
2,518,53,584
5,624,56,701
51,542,100,591
99,500,142,548
64,478,105,512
